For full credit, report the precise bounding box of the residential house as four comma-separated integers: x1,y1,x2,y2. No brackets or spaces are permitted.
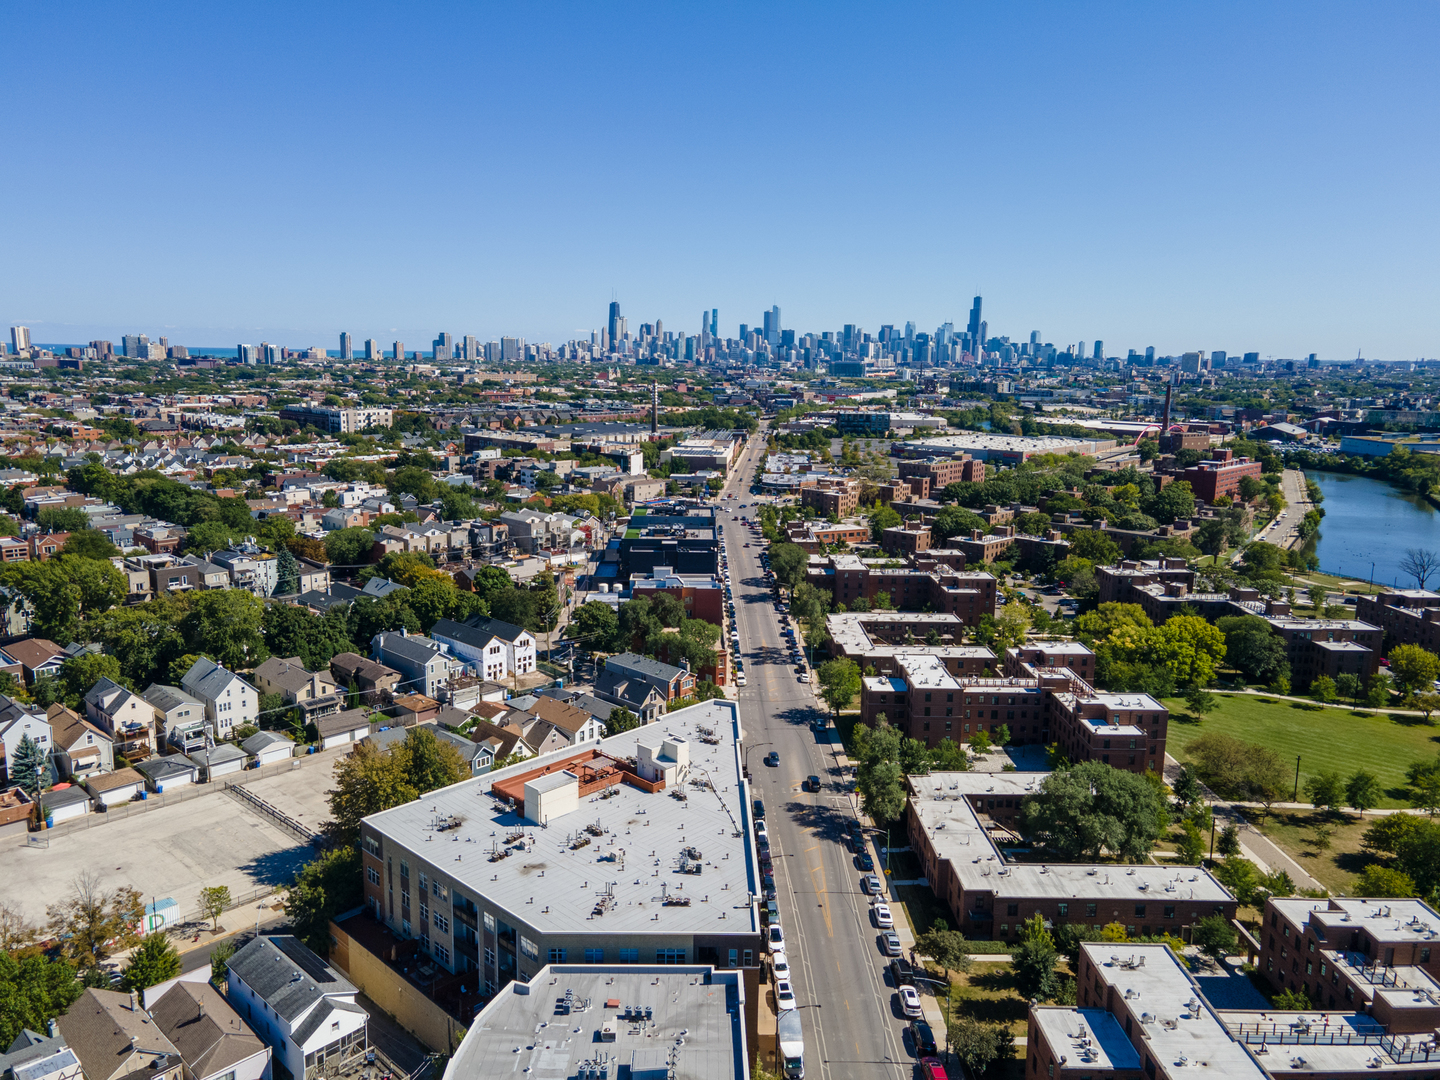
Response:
241,730,294,767
56,990,184,1080
0,700,51,784
250,658,341,724
210,547,279,597
462,615,537,678
178,555,230,589
464,718,532,772
370,632,462,699
0,786,35,840
0,1027,82,1080
427,618,519,683
28,533,69,562
593,652,695,724
148,981,271,1080
328,653,401,701
514,716,572,757
296,559,330,593
225,935,368,1080
135,754,200,792
180,658,258,740
0,638,66,685
521,695,605,744
47,705,114,780
142,685,209,753
499,509,583,554
83,678,158,762
85,767,145,809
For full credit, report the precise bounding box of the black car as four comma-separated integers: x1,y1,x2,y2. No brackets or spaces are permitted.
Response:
805,774,821,792
909,1019,938,1057
753,798,766,820
889,957,916,987
856,852,874,871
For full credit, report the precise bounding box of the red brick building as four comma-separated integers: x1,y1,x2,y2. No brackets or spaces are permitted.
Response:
1179,448,1264,502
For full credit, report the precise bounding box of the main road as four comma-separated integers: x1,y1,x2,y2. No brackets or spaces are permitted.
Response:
717,428,914,1080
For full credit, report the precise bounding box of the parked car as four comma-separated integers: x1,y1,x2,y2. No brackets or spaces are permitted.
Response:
753,798,766,820
798,673,810,683
909,1019,938,1056
767,925,785,953
772,952,790,981
861,874,882,895
764,899,779,924
918,1057,950,1080
775,979,796,1009
857,852,875,871
882,930,902,956
889,957,916,987
873,903,894,929
899,986,923,1019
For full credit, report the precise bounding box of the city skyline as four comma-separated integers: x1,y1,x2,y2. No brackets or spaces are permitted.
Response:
4,3,1439,357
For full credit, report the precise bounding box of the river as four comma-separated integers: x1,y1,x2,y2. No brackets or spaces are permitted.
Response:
1307,470,1440,586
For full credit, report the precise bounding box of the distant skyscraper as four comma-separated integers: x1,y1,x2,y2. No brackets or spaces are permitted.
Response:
608,301,622,346
1030,331,1040,346
763,305,781,347
978,321,987,346
122,334,142,357
433,332,453,361
364,338,380,360
393,341,405,360
965,296,982,341
1093,341,1103,360
9,327,30,353
1145,346,1156,362
1211,350,1227,368
905,321,916,345
710,309,718,338
339,332,353,360
237,344,258,364
1243,352,1260,364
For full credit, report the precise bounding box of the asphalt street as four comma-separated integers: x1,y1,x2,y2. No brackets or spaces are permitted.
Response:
719,432,917,1080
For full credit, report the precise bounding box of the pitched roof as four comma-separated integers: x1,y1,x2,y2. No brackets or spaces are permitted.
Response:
524,696,595,736
465,718,525,761
56,989,180,1080
85,768,145,794
329,653,399,685
428,618,499,652
226,935,360,1024
253,657,334,697
45,705,107,749
241,731,294,755
461,615,532,643
371,632,446,666
181,657,241,700
605,651,684,682
140,684,204,715
148,981,265,1080
0,638,64,670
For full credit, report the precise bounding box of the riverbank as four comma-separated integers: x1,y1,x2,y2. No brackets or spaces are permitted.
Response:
1303,469,1440,586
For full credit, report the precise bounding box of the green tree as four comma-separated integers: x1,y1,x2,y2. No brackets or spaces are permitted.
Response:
36,506,91,531
120,934,181,1003
181,589,268,669
1366,671,1393,709
571,602,621,653
326,742,418,843
857,759,905,827
1394,818,1440,894
1173,763,1203,807
324,527,376,568
283,846,363,955
931,505,988,544
1356,864,1418,898
9,735,51,800
947,1017,1013,1079
1012,915,1062,1000
867,504,901,542
1335,672,1365,705
1149,615,1227,687
1217,824,1242,857
262,604,356,670
816,658,860,719
1018,760,1164,861
1217,615,1290,684
1176,820,1207,864
274,546,300,596
1388,644,1440,697
1310,674,1338,702
45,872,143,968
199,885,231,931
606,707,639,735
0,951,84,1048
56,653,126,708
969,729,993,754
768,543,807,593
1193,913,1238,961
1347,770,1383,813
1185,685,1218,719
1412,692,1440,725
1304,771,1346,814
914,918,971,979
210,940,236,984
61,530,120,560
1067,529,1122,565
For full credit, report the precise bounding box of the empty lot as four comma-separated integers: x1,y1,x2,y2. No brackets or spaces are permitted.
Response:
0,749,349,931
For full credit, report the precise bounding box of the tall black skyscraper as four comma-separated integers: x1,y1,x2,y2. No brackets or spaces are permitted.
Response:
608,301,622,345
966,295,983,341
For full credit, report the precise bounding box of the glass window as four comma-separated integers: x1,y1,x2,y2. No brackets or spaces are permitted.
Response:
549,948,566,963
483,912,496,933
619,948,639,963
520,935,538,960
585,948,604,963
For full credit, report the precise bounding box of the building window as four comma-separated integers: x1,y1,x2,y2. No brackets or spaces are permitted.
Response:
1057,903,1068,917
585,948,604,963
1085,904,1097,918
484,947,495,967
433,913,448,934
656,949,686,964
433,943,449,964
367,867,380,886
549,948,566,963
520,935,538,960
619,948,639,963
484,912,496,933
419,902,429,922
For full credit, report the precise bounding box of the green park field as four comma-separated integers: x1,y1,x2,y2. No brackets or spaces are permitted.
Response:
1166,693,1440,809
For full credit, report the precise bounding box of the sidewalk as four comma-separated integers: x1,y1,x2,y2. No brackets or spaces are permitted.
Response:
1208,687,1426,718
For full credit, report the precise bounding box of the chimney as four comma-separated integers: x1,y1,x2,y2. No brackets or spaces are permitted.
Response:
197,999,204,1020
47,1020,57,1038
130,989,140,1013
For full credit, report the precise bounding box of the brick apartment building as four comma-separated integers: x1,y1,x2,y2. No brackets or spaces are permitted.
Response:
784,521,872,552
1099,559,1382,690
1177,448,1264,502
1356,588,1440,652
897,455,985,490
807,554,997,625
799,477,861,518
880,521,931,556
907,773,1234,941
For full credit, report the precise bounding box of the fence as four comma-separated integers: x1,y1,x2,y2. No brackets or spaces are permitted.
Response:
224,783,319,844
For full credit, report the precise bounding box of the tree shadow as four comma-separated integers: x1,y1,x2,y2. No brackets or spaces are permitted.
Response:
1335,850,1374,874
237,846,315,888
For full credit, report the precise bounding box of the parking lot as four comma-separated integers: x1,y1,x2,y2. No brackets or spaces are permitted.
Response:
0,752,348,930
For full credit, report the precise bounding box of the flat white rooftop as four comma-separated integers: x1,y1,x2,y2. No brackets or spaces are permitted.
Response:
909,773,1234,905
1029,1007,1140,1072
363,699,758,938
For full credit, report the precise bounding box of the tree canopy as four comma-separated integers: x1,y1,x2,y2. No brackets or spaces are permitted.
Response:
1019,760,1165,861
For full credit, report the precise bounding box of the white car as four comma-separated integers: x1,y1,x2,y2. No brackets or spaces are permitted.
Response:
767,925,785,953
899,986,923,1019
873,903,894,929
798,673,810,683
772,952,790,980
775,979,796,1009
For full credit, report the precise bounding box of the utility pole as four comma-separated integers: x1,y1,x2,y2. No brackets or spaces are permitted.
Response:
1293,755,1301,803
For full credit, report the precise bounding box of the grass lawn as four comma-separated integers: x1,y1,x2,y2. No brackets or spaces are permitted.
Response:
894,880,953,936
940,962,1033,1035
1288,569,1383,596
1166,693,1440,808
1247,806,1374,896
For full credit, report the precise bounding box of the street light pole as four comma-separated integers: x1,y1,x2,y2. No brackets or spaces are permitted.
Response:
1293,755,1301,803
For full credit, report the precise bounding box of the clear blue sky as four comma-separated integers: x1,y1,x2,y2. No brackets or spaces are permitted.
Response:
4,1,1438,359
